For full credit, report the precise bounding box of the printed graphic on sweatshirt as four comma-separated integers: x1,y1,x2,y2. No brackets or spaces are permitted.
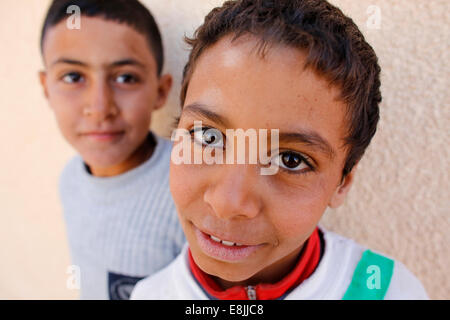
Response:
108,271,145,300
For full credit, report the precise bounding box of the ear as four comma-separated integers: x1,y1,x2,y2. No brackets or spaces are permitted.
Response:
39,70,49,99
328,165,358,209
154,73,173,111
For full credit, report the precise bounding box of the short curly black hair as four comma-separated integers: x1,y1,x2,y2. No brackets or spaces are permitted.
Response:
40,0,164,75
181,0,382,179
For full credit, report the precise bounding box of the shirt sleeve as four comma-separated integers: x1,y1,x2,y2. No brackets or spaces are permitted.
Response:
384,261,429,300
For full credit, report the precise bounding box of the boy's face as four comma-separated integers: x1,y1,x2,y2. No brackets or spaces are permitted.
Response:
40,17,171,176
171,35,356,286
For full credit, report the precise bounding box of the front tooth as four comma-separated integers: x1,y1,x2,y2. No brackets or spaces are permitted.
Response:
210,235,222,243
221,240,236,246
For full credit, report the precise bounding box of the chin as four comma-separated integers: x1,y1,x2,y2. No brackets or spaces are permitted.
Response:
196,252,258,283
216,271,255,283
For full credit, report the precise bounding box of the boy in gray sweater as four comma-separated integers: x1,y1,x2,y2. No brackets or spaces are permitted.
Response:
38,0,185,299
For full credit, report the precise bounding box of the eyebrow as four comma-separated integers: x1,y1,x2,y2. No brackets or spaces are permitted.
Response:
278,132,336,160
183,103,230,128
183,103,336,159
50,58,87,67
50,58,146,69
110,59,146,69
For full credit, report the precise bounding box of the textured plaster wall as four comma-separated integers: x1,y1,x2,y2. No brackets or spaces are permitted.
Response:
0,0,448,299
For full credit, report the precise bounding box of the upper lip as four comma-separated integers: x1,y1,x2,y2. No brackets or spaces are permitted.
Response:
197,225,262,246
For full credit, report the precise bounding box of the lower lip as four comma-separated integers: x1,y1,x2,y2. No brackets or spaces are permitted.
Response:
194,226,263,262
84,132,124,141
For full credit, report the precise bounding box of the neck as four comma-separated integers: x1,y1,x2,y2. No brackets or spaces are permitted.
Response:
89,133,155,177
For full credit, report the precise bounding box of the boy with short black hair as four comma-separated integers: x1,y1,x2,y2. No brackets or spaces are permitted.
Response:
39,0,185,299
131,0,428,300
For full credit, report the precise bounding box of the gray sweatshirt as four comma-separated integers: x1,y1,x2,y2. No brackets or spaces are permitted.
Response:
59,133,185,299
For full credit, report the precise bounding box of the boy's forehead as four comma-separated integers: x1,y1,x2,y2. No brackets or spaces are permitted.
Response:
192,39,345,117
42,16,156,68
186,35,348,155
213,35,301,69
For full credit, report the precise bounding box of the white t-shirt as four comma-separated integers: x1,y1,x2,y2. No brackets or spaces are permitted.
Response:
131,228,428,300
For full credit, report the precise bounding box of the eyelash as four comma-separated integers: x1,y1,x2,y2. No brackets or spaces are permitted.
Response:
187,125,316,175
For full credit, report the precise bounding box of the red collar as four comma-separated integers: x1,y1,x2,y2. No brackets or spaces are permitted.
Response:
188,228,321,300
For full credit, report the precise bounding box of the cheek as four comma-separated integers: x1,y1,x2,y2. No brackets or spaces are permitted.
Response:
116,93,153,130
122,106,151,132
267,176,333,241
47,91,82,137
170,162,200,211
47,80,81,109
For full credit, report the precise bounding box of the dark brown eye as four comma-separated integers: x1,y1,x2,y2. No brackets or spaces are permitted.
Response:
116,73,138,84
273,151,309,172
62,72,83,83
281,152,302,169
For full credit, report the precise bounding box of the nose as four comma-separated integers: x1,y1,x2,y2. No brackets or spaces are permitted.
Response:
84,78,118,120
203,164,263,220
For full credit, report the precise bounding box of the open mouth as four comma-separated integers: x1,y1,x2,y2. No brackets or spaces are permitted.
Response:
194,225,263,262
208,234,244,247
